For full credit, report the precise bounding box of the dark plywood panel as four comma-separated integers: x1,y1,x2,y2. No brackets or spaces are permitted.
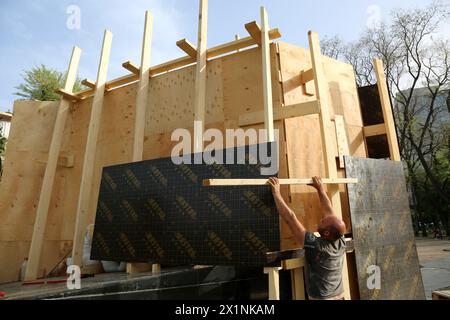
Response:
91,143,280,266
345,156,425,300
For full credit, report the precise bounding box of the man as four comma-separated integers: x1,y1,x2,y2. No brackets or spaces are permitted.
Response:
268,176,347,300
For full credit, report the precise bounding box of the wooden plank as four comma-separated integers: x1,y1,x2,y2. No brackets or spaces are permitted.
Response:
71,30,113,268
334,115,350,168
238,100,319,126
193,0,208,153
176,39,197,58
127,11,154,275
291,268,305,300
261,6,274,142
264,267,282,300
122,61,140,75
132,11,153,163
245,21,261,45
345,156,425,299
24,46,81,281
300,68,314,84
75,28,282,99
363,123,386,137
36,152,75,168
432,288,450,300
55,88,81,102
308,31,351,299
203,178,358,186
283,258,305,270
300,68,315,96
81,79,96,89
373,59,401,161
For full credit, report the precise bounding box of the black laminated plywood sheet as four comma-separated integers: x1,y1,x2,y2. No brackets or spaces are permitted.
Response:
345,156,425,300
91,143,280,266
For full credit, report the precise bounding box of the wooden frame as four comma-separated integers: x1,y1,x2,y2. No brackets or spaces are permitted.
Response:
193,0,208,154
203,178,357,186
25,46,82,281
71,30,113,268
363,123,386,137
122,61,140,75
260,6,274,142
373,59,401,161
127,11,155,274
238,100,319,127
176,39,197,58
74,30,281,99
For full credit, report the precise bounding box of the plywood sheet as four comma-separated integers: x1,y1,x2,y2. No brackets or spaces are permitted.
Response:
345,156,425,300
91,144,280,266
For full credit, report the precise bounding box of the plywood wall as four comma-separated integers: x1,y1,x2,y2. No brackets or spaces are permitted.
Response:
0,42,366,282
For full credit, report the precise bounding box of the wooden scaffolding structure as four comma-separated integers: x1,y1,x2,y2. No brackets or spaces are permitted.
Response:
0,1,400,300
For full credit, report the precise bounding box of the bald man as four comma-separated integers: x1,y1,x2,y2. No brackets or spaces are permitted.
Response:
268,176,347,300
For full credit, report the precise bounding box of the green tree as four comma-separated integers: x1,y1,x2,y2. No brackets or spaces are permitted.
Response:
14,64,84,101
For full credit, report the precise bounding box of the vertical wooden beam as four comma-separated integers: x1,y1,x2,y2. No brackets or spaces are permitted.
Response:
291,268,305,300
25,46,81,281
71,30,112,268
373,58,401,161
193,0,208,154
334,115,350,169
132,11,153,162
308,31,351,300
264,267,282,300
127,11,156,275
261,6,274,142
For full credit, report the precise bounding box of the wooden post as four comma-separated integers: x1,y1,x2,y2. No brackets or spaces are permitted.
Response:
193,0,208,154
308,31,351,300
71,30,112,268
24,47,81,281
373,58,401,161
127,11,157,275
291,268,305,300
260,6,274,142
264,267,282,300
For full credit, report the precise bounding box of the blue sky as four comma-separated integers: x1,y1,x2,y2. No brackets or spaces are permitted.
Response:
0,0,448,112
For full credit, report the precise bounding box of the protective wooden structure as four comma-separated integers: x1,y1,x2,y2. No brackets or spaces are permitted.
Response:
0,3,400,301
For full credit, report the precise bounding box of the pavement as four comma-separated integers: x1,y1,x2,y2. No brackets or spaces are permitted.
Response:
416,237,450,299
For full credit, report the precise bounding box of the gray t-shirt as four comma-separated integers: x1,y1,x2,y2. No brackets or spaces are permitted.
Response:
303,231,346,299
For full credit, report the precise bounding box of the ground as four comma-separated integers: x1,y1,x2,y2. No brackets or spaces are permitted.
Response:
416,237,450,299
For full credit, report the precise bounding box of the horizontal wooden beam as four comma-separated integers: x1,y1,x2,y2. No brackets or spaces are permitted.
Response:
36,152,75,168
300,68,314,84
363,123,386,137
122,61,140,75
239,100,319,127
74,28,282,99
203,178,358,186
81,79,96,89
176,39,197,58
245,21,262,45
55,88,81,101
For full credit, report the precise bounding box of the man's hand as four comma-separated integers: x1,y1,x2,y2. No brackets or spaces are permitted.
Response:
268,177,281,197
308,176,324,192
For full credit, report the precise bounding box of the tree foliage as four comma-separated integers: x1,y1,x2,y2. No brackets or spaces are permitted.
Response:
14,64,84,101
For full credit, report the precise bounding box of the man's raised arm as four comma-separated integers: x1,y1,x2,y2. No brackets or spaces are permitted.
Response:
309,176,335,217
268,177,306,247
